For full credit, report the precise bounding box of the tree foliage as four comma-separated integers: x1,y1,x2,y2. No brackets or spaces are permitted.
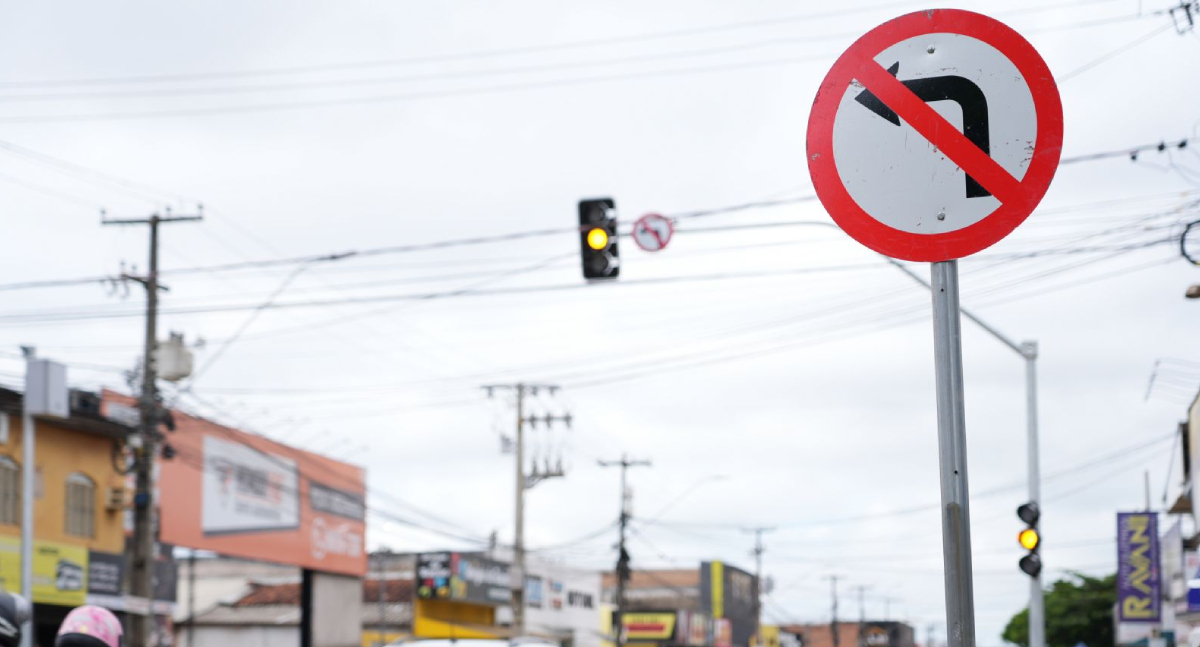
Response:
1002,573,1116,647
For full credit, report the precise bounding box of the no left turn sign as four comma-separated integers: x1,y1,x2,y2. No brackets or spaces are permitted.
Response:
807,9,1063,262
632,213,674,252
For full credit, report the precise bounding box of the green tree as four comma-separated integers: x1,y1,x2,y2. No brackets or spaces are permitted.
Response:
1002,573,1116,647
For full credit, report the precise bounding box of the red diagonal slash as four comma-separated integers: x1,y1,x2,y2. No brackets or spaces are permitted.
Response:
854,57,1024,205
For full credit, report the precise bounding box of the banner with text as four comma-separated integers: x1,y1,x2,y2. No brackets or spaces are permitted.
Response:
1117,511,1161,623
104,391,367,576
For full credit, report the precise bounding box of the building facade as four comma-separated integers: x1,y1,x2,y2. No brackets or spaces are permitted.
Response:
412,551,603,647
599,561,759,647
0,387,178,645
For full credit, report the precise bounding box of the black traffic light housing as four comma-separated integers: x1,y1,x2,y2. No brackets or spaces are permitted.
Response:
1017,501,1041,577
579,198,619,280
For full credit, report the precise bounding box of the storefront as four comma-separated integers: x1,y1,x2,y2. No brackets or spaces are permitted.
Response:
414,552,511,638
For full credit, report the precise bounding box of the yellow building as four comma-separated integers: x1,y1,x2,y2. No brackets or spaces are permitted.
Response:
0,387,133,643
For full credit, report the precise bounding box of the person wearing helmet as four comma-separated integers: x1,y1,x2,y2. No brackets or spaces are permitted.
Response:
0,592,30,647
55,606,122,647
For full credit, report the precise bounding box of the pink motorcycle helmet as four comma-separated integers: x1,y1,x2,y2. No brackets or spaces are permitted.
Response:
56,606,122,647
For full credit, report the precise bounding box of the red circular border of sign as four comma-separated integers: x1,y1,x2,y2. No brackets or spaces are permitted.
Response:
806,9,1064,262
633,213,674,252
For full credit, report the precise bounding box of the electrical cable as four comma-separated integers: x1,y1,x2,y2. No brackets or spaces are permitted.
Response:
1059,21,1176,81
0,0,1121,90
0,9,1176,125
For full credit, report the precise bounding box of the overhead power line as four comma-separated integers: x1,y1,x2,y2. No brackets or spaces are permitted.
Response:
1059,21,1177,81
0,2,1165,124
0,152,1191,296
0,0,1121,90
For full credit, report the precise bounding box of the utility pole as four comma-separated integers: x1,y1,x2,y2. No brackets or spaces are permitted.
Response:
824,576,842,647
850,585,870,647
598,454,651,647
377,551,388,646
105,208,202,647
742,526,775,647
482,383,569,636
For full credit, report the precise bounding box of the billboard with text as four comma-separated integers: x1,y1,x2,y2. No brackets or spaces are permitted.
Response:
1117,511,1161,623
103,391,367,576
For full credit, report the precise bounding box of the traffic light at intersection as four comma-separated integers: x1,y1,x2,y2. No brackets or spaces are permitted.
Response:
1017,501,1041,577
579,198,619,280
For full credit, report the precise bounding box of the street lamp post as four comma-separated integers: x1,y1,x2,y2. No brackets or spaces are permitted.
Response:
673,220,1048,647
883,260,1044,647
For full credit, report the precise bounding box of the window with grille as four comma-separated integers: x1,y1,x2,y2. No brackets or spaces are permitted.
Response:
0,457,17,525
64,472,95,538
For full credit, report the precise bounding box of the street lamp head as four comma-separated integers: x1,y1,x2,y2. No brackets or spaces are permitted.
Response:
1187,284,1200,299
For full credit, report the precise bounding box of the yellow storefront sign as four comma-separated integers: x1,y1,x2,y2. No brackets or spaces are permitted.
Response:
624,613,676,640
0,536,88,606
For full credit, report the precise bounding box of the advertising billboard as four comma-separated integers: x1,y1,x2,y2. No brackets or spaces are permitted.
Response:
623,613,676,640
701,561,758,647
416,552,511,605
0,536,87,606
1117,512,1161,622
103,391,367,577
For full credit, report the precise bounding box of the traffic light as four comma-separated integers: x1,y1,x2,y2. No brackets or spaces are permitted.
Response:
1017,501,1041,577
579,198,619,280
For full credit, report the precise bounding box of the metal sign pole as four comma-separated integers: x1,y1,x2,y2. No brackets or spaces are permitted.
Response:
930,261,976,647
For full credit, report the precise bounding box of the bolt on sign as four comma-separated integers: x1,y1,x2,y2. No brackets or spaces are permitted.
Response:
1117,512,1162,623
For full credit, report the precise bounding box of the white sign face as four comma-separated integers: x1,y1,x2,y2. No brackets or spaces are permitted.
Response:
831,33,1036,235
632,213,674,252
202,434,300,535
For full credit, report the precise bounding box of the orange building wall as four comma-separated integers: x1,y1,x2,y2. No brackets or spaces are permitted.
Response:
0,415,127,554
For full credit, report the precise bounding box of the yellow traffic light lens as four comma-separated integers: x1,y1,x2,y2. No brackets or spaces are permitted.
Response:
1018,528,1040,551
587,228,609,250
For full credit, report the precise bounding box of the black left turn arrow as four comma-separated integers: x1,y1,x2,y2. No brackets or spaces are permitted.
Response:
854,62,992,199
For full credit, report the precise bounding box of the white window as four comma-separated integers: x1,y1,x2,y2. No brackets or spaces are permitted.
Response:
0,457,17,525
64,472,95,538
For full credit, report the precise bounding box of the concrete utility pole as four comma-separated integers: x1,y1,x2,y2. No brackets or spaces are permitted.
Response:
599,454,651,647
850,585,870,647
742,526,775,647
482,383,569,636
104,208,202,647
824,575,842,647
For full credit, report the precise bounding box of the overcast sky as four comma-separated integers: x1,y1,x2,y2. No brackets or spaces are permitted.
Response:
2,0,1200,643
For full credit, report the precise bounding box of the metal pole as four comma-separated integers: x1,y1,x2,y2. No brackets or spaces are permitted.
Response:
513,384,526,636
1144,470,1151,511
829,576,840,647
930,261,976,647
617,455,628,647
300,569,313,647
187,549,196,647
378,562,387,646
19,348,35,647
1023,344,1045,647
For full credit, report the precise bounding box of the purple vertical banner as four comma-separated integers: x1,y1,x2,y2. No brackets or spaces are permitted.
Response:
1117,512,1161,623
